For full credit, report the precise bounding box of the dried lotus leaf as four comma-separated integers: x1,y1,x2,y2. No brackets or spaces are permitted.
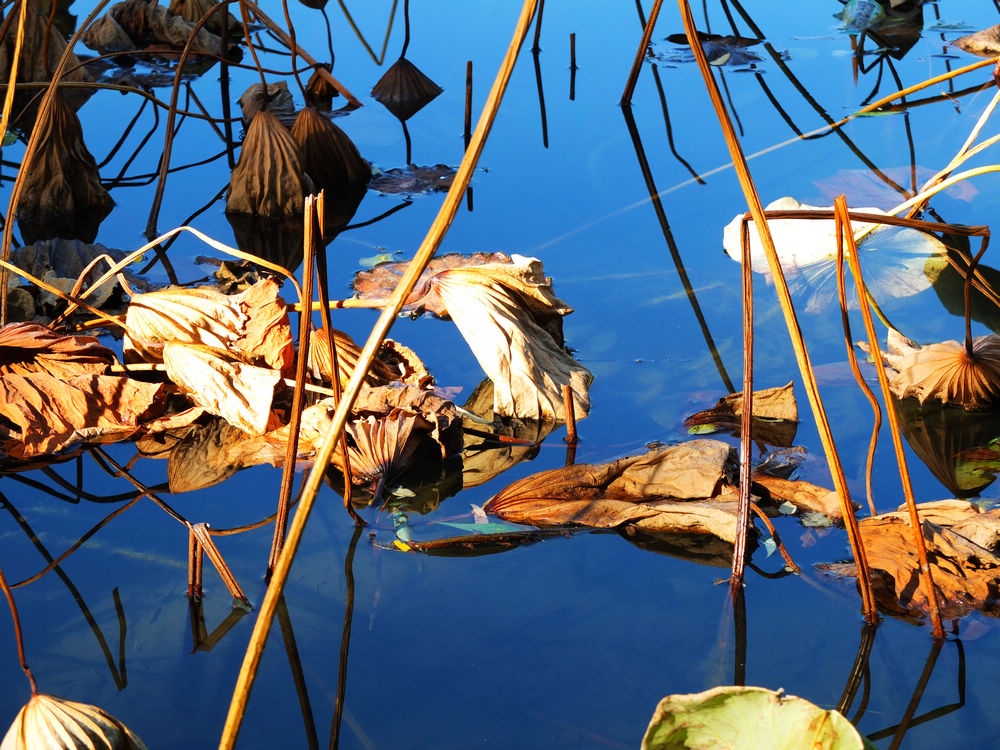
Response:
162,343,282,436
1,693,147,750
427,257,590,420
291,106,371,189
81,0,228,55
886,335,1000,410
238,82,296,128
0,322,115,378
123,279,293,375
307,328,396,388
16,91,113,243
345,411,432,486
372,57,443,121
306,64,339,110
167,0,241,37
226,110,306,217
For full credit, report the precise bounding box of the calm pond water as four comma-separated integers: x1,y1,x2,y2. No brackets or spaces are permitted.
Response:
3,1,1000,747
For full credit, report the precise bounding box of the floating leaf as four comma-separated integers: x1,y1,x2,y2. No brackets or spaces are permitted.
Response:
0,323,115,379
879,334,1000,410
162,343,282,436
0,373,166,460
663,31,763,67
954,24,1000,57
684,382,798,447
642,686,871,750
1,693,147,750
167,417,250,493
820,505,1000,623
484,440,742,543
81,0,229,56
306,328,397,389
421,255,590,420
352,383,463,458
753,475,847,522
722,197,948,313
124,279,294,376
368,164,457,195
226,110,306,217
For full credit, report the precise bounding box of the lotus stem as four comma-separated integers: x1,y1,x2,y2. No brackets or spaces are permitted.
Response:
620,0,662,105
219,1,539,744
678,0,878,622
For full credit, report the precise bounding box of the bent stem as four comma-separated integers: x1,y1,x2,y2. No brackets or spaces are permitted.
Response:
218,1,540,746
837,196,944,639
678,0,877,622
0,560,37,695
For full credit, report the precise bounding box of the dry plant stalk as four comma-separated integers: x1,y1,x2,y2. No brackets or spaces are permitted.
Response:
837,196,944,638
676,0,878,621
218,1,541,746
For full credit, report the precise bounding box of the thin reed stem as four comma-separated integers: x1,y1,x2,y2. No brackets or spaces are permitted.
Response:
0,561,37,695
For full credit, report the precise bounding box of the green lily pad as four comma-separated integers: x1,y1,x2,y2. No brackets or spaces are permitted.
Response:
642,686,874,750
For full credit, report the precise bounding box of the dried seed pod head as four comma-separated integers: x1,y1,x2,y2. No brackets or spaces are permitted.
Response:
371,57,443,121
16,91,113,243
1,694,148,750
226,110,306,217
292,106,371,191
305,64,339,110
889,335,1000,410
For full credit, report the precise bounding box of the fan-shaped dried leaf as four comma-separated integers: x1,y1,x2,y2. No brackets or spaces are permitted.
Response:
351,252,513,316
820,507,1000,622
162,343,282,436
372,57,443,121
0,373,166,460
167,0,241,37
306,328,396,387
292,106,371,189
17,92,113,242
423,256,589,420
353,384,463,458
237,82,296,128
124,278,293,375
368,164,457,195
345,411,432,485
81,0,228,55
226,110,306,217
884,335,1000,410
484,441,739,541
0,323,115,378
1,693,147,750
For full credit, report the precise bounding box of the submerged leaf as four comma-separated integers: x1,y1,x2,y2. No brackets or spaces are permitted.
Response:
1,693,147,750
722,197,948,313
642,686,869,750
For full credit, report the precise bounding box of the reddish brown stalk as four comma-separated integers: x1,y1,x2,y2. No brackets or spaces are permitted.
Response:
730,214,754,597
188,528,203,599
465,60,473,149
191,523,250,607
0,562,37,695
835,210,881,517
621,0,662,105
562,384,578,444
837,196,944,638
678,0,877,622
748,502,799,574
270,197,319,575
